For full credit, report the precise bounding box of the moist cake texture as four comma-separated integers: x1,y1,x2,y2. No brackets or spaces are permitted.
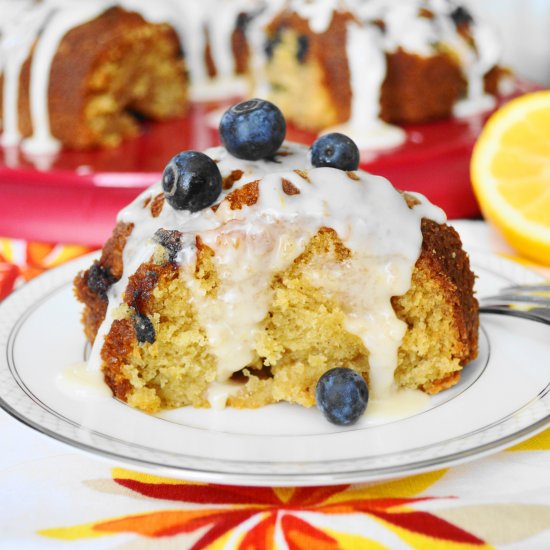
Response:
74,141,479,413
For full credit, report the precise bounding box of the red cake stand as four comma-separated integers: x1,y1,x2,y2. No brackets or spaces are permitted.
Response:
0,81,541,246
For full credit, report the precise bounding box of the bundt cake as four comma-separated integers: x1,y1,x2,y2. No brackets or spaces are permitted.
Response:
1,0,505,153
257,0,505,140
74,100,479,419
0,0,252,152
0,2,191,152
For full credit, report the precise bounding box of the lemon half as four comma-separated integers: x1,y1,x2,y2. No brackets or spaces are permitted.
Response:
471,91,550,265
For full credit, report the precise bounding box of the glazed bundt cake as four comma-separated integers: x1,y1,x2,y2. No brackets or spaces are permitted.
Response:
0,2,189,152
1,0,505,153
0,0,254,152
74,100,478,419
258,0,505,137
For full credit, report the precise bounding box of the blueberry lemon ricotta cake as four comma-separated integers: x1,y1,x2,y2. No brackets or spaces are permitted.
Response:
0,0,190,152
256,0,506,141
74,99,478,423
1,0,506,153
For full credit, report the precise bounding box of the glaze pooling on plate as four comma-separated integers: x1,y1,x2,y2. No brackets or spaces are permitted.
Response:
88,141,445,405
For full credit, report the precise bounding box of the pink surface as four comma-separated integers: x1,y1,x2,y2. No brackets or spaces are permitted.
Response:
0,81,541,246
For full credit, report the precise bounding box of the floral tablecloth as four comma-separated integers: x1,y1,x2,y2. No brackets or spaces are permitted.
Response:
1,220,550,550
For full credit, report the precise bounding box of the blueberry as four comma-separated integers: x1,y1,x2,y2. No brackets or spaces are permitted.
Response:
87,262,116,300
134,312,155,344
316,368,368,426
310,133,360,171
236,12,252,31
162,151,222,212
153,228,183,262
264,29,282,59
219,99,286,160
296,35,309,63
450,6,473,27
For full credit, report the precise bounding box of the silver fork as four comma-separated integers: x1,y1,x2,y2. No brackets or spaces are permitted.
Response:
479,283,550,326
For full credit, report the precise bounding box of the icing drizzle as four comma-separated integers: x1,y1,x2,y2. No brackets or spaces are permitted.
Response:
0,0,256,152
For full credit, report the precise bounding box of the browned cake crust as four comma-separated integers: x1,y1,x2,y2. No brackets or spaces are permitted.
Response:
232,13,252,75
74,222,133,342
411,219,478,365
2,7,188,149
205,17,250,79
74,210,479,402
380,49,466,124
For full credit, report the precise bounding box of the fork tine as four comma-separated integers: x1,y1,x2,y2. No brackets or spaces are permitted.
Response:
480,293,550,306
479,280,550,326
480,306,550,326
501,283,550,294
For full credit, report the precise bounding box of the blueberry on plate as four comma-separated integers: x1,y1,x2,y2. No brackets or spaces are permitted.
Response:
316,367,369,425
219,99,286,160
310,133,360,171
162,151,222,212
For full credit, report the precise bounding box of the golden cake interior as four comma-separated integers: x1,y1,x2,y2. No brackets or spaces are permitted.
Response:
75,215,478,414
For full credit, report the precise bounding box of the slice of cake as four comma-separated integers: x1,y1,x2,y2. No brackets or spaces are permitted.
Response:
0,0,258,151
255,0,505,135
0,3,188,152
74,99,478,421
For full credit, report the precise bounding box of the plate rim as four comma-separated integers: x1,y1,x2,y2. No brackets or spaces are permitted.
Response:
1,250,549,486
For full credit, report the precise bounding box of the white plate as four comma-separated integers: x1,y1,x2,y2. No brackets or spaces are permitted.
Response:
0,251,549,486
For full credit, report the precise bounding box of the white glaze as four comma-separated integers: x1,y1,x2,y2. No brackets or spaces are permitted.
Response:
262,0,503,142
453,23,500,118
366,387,430,419
323,20,406,150
22,2,114,155
207,381,245,410
171,0,264,95
246,0,282,99
0,0,116,153
88,141,446,405
289,0,343,34
56,362,112,400
189,76,248,102
0,2,56,147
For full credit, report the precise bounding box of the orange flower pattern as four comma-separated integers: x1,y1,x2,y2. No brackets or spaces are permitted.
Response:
0,238,94,300
41,468,491,549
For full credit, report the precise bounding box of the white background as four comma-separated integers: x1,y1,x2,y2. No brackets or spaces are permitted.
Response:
466,0,550,84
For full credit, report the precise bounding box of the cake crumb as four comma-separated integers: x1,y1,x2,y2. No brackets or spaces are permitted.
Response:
281,178,301,195
150,193,165,218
